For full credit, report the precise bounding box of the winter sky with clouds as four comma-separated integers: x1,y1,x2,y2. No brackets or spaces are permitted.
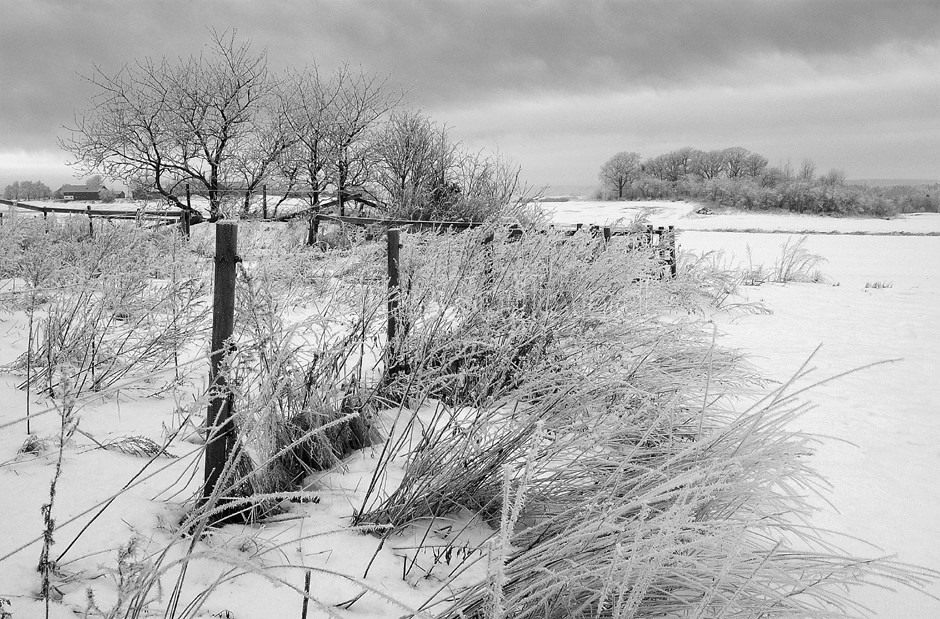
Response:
1,0,938,191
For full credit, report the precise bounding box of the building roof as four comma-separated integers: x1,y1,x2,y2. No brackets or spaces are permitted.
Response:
59,184,106,193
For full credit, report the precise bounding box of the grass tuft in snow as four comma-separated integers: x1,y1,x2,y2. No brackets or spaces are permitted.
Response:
772,235,827,283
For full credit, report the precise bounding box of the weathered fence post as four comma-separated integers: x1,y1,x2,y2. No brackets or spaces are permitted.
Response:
262,185,268,220
603,226,612,244
203,222,239,513
668,225,678,277
653,226,668,278
481,229,496,295
182,183,192,239
387,228,401,349
301,570,312,619
306,214,320,247
86,205,94,238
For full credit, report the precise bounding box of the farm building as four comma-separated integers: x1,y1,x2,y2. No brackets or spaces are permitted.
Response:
57,184,125,200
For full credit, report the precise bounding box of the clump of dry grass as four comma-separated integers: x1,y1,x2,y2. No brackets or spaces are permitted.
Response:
680,249,751,309
2,217,210,399
341,227,933,617
772,235,827,283
182,236,391,508
97,435,177,459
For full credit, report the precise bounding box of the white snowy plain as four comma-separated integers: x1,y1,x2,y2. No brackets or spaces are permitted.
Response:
553,200,940,617
1,200,938,617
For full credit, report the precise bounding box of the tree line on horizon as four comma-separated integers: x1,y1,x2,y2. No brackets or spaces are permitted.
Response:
59,32,527,223
2,175,122,203
598,147,938,216
3,179,53,201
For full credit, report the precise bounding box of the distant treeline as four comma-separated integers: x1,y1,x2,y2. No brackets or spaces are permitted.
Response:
3,180,52,201
598,147,939,216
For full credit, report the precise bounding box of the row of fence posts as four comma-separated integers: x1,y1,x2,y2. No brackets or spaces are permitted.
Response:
0,216,671,502
0,199,187,234
197,221,678,520
383,224,677,353
185,219,677,600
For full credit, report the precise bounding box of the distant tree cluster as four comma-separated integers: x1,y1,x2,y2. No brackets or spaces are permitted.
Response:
598,147,938,216
3,180,52,201
63,32,527,222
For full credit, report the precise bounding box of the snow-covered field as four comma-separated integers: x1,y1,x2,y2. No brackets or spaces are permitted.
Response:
683,231,940,616
568,200,940,616
1,200,939,617
549,198,940,234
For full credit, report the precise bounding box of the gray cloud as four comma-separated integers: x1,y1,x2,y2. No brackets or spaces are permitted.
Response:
297,0,940,101
1,0,938,184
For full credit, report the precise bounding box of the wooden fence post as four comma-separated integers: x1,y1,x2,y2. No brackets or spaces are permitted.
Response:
603,226,612,244
86,205,94,238
481,230,496,295
387,228,401,350
301,570,312,619
262,185,268,220
653,226,666,278
668,225,678,277
203,222,239,512
306,214,320,246
183,183,192,239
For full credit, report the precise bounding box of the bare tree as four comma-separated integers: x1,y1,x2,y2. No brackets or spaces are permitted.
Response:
691,149,725,180
230,85,296,216
820,168,845,187
325,65,401,215
274,65,341,215
663,147,697,181
452,149,524,220
743,152,768,178
83,174,103,189
374,110,459,213
62,32,286,221
798,159,816,183
599,151,642,198
644,148,695,183
722,147,752,179
4,180,52,200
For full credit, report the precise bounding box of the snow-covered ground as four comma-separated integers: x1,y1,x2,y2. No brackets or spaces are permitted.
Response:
2,200,938,617
683,231,940,616
555,199,940,614
572,200,940,616
548,198,940,234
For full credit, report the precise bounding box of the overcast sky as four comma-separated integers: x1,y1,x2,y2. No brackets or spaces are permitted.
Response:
1,0,938,191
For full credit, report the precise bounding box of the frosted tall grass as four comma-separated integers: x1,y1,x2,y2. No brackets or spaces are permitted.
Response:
1,218,932,618
348,227,932,617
